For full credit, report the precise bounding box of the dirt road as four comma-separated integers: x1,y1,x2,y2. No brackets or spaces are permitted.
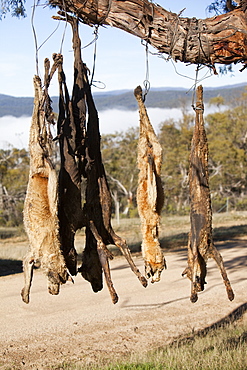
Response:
0,238,246,369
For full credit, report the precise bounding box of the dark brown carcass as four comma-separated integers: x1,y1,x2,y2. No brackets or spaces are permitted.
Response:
52,14,103,288
55,15,148,303
56,52,85,277
182,85,234,303
79,54,148,304
134,86,165,283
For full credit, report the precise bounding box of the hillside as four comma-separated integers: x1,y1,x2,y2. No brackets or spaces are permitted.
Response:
0,83,246,117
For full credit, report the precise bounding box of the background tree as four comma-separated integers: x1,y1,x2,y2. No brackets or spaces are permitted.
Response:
0,0,26,19
0,147,29,225
158,112,194,214
206,90,247,211
1,0,247,221
1,96,247,224
101,128,139,217
209,96,225,110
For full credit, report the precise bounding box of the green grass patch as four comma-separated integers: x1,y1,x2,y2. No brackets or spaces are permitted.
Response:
50,318,247,370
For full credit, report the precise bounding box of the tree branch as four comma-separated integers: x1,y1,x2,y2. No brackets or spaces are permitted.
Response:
49,0,247,68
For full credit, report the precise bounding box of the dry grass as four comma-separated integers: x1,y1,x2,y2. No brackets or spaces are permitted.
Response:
50,313,247,370
1,211,247,273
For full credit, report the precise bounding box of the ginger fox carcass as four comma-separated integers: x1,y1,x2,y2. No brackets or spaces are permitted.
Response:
134,86,165,283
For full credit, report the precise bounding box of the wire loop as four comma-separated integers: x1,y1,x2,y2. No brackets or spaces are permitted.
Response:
143,41,150,102
90,25,99,86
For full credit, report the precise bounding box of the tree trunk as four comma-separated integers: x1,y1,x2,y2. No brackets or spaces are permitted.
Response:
50,0,247,68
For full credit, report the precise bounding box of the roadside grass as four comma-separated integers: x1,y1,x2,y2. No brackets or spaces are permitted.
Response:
0,226,22,240
51,315,247,370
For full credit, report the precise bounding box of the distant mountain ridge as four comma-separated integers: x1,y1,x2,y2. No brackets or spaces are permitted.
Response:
0,83,246,117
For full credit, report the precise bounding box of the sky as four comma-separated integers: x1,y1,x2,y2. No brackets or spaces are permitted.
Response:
1,0,246,97
0,0,246,148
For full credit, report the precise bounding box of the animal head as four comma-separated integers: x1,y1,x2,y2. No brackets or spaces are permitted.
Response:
79,263,103,292
144,257,166,283
46,253,69,295
47,269,68,295
142,229,166,283
78,248,103,293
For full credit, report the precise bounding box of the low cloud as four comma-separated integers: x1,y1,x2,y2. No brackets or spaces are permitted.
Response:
0,116,30,150
0,108,182,149
98,107,183,135
0,104,223,149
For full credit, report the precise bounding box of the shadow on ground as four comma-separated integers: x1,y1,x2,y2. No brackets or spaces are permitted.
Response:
0,259,23,277
1,224,246,277
127,224,247,253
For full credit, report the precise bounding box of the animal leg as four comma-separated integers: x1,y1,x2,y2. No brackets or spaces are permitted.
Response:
110,230,148,288
182,235,200,302
182,234,193,280
21,252,35,304
210,245,234,301
47,271,60,296
89,221,118,304
190,254,199,303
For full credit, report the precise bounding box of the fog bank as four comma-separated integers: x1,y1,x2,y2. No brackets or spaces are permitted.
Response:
0,104,224,149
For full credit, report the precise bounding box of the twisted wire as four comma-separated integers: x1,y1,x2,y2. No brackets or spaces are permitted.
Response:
31,0,39,76
59,0,68,54
143,41,150,102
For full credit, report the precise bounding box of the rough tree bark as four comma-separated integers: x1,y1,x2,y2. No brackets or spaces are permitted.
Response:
50,0,247,69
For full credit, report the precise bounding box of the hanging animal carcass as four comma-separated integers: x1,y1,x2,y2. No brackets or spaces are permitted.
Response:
134,86,165,283
79,41,148,304
21,57,69,303
53,14,148,304
56,52,86,277
182,85,234,303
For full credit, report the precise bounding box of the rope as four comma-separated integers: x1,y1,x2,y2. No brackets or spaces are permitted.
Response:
31,0,66,76
90,81,106,89
81,30,99,50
